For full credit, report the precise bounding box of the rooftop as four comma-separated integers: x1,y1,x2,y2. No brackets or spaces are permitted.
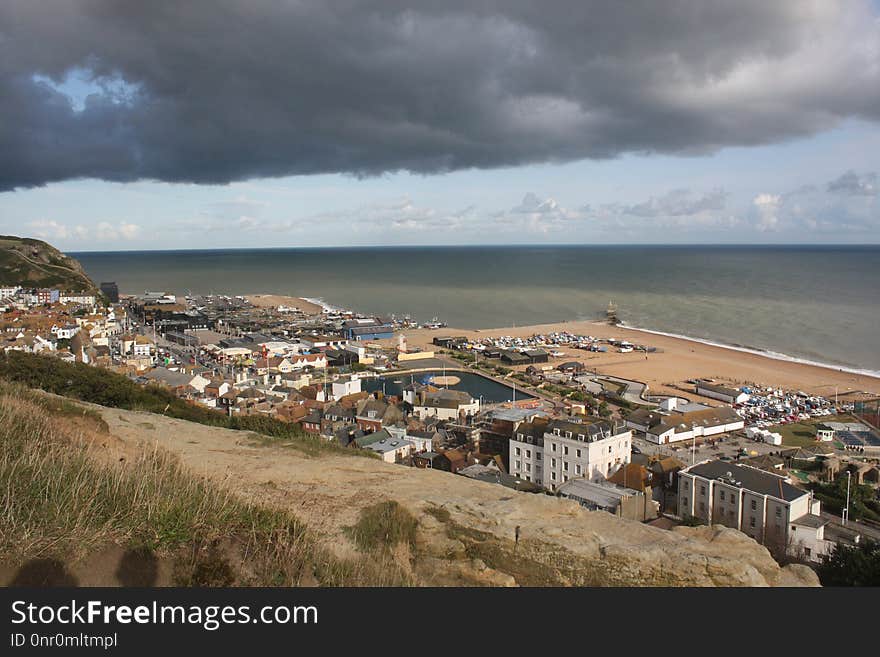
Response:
557,478,642,508
686,460,807,502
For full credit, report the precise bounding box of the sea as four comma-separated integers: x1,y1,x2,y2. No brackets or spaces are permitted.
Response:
72,245,880,377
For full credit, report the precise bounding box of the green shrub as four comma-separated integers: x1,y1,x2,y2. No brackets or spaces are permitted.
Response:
347,501,418,553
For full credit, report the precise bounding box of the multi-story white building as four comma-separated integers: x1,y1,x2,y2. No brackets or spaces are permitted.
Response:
59,293,96,305
510,417,632,491
678,460,818,552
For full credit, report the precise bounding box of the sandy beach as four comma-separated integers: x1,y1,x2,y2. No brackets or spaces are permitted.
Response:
397,320,880,400
245,294,324,315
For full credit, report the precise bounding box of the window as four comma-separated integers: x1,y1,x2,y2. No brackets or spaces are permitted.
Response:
804,548,811,558
720,491,725,501
608,446,612,453
551,458,557,468
566,431,572,438
525,463,531,472
515,447,521,456
536,453,541,461
514,460,521,470
699,502,705,512
576,449,582,458
551,472,557,481
551,443,557,452
775,507,782,517
563,445,569,455
526,450,531,458
563,461,569,472
575,464,582,475
750,517,756,528
700,485,706,495
683,497,688,508
751,500,757,511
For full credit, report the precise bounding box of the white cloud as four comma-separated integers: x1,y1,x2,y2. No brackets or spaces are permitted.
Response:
28,219,91,241
118,222,141,239
752,194,782,232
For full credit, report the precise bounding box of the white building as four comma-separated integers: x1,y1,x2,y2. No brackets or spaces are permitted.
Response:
626,404,744,445
509,417,632,491
51,324,81,340
131,336,155,359
60,293,96,305
696,382,750,405
412,389,479,421
403,429,435,453
332,374,362,400
0,286,21,299
362,430,415,463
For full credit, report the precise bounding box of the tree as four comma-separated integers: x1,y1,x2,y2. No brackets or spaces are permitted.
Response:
816,541,880,586
598,401,611,418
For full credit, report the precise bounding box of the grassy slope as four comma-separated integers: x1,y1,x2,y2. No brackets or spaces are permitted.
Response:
0,235,97,292
0,382,410,586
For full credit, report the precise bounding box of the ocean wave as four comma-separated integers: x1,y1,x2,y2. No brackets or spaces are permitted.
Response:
617,322,880,381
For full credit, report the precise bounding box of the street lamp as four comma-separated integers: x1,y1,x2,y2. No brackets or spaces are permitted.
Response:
843,470,851,525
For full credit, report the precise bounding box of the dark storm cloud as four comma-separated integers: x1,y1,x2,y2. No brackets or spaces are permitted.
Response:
2,1,880,190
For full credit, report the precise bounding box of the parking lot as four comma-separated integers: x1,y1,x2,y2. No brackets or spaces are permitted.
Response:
630,430,784,466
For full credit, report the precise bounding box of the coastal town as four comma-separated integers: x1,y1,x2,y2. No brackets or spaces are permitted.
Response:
3,279,880,569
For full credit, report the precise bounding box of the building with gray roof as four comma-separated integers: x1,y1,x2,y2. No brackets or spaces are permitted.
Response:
679,459,817,551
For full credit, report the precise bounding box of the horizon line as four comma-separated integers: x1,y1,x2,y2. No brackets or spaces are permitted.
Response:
66,242,880,255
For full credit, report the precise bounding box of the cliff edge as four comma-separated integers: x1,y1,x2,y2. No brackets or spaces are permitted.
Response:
92,403,818,587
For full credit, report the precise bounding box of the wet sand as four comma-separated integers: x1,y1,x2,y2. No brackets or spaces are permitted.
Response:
396,320,880,400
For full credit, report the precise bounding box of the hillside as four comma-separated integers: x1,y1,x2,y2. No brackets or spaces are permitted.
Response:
0,235,98,292
0,381,820,587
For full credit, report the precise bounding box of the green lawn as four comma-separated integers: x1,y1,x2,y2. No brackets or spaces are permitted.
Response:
769,414,854,447
768,421,817,447
598,379,625,395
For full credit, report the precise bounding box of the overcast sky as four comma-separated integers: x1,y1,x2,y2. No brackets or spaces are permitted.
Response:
1,0,879,250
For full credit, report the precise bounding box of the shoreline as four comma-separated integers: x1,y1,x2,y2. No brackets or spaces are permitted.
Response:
614,322,880,381
171,286,879,395
393,319,880,398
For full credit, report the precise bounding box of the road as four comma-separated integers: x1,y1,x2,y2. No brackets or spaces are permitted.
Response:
600,374,653,406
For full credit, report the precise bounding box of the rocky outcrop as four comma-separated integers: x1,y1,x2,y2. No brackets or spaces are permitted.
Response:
94,405,819,587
